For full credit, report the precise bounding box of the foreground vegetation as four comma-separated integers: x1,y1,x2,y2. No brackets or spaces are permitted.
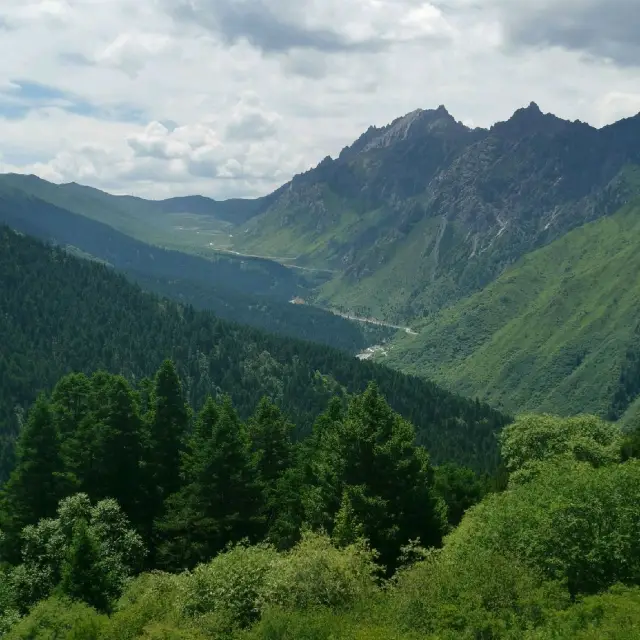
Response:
1,366,638,638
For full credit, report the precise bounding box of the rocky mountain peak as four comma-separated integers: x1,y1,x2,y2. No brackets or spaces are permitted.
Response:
339,105,465,160
491,102,570,138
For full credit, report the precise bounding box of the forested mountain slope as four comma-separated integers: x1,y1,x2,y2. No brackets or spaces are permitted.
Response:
380,194,640,419
0,227,508,482
227,105,640,322
0,185,383,353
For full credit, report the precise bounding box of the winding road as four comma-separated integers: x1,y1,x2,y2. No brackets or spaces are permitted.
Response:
329,310,418,335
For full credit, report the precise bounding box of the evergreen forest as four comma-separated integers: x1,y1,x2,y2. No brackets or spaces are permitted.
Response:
2,223,640,638
0,227,506,484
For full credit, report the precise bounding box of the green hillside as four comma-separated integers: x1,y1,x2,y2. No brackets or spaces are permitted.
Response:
0,183,387,352
380,196,640,419
0,173,268,256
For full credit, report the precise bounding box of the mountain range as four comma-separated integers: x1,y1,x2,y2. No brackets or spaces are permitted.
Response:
229,102,640,321
2,102,640,420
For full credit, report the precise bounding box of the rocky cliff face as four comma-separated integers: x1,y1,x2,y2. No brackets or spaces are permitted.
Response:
233,105,640,321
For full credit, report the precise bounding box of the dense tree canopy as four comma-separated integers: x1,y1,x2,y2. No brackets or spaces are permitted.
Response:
0,369,638,638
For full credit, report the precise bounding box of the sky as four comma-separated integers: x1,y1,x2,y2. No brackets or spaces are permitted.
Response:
0,0,639,200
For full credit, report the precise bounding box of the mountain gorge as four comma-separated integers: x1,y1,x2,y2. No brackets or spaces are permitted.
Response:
0,175,387,353
4,103,640,638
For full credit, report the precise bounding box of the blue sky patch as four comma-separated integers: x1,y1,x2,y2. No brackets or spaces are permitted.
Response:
0,79,146,123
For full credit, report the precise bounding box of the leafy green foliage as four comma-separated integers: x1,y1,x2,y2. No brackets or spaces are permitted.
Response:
258,531,380,613
0,565,20,634
59,520,111,612
499,413,622,483
445,459,640,597
433,463,488,528
386,547,567,638
4,596,107,640
177,542,277,627
104,572,184,640
9,494,145,612
526,585,640,639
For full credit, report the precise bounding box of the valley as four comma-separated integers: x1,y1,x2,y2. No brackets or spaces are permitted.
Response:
1,104,640,422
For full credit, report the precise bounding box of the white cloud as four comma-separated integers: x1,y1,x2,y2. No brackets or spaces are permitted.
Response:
95,32,176,78
596,92,640,126
0,0,638,199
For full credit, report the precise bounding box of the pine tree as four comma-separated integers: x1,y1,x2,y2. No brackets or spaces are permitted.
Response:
308,383,447,571
301,397,345,533
156,395,219,569
142,360,190,548
147,360,190,500
182,393,218,481
248,397,295,537
157,395,262,569
206,396,262,550
0,394,70,562
50,373,92,443
249,397,294,484
79,373,144,519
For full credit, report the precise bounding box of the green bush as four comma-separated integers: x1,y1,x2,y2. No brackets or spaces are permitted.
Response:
244,608,351,640
5,596,107,639
258,531,381,612
386,546,566,638
499,414,622,485
244,607,421,640
445,459,640,597
0,565,20,634
526,585,640,639
177,542,278,627
10,494,146,612
104,572,183,640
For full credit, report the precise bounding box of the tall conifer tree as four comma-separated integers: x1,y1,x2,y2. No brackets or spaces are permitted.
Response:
0,394,69,561
157,395,261,569
143,360,190,537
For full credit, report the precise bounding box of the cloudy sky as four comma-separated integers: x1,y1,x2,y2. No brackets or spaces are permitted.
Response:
0,0,639,199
